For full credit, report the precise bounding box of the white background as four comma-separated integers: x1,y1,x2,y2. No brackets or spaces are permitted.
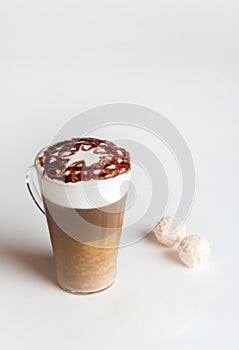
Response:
1,1,238,349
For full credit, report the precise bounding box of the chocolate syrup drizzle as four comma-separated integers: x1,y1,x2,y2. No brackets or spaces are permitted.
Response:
38,137,131,183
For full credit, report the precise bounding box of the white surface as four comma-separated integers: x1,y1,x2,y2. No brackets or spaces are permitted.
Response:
0,1,238,349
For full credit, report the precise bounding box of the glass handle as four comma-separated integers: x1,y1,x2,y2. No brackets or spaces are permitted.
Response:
26,165,45,215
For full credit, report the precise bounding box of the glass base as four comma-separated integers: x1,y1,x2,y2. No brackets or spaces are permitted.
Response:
58,280,116,295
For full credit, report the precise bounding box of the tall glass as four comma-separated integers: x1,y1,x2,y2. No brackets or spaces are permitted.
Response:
26,148,131,294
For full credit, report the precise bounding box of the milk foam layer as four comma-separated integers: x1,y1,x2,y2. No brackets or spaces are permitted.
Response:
36,169,131,209
35,138,131,209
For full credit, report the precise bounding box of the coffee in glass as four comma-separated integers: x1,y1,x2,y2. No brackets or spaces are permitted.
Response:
26,137,131,294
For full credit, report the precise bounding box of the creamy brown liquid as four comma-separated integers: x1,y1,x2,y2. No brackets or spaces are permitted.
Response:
43,195,127,293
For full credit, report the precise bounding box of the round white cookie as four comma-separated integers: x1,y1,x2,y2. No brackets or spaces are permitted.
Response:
153,216,186,247
178,235,210,268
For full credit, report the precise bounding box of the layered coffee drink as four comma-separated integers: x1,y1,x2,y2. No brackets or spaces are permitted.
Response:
35,137,131,294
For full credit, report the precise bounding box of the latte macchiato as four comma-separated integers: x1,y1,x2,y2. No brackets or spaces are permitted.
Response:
34,137,131,293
